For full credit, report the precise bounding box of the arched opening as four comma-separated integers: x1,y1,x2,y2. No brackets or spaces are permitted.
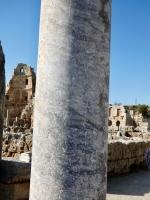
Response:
116,120,120,130
116,121,120,130
108,120,112,126
116,120,120,127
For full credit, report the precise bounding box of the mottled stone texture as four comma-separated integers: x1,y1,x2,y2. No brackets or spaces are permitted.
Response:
0,42,5,159
30,0,111,199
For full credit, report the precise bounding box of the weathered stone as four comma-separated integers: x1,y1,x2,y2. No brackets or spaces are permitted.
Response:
107,161,115,175
122,142,132,159
108,133,112,140
108,141,115,161
30,0,111,199
114,159,129,175
0,182,30,200
6,109,10,127
114,141,123,160
108,139,148,177
2,132,32,157
20,152,32,162
0,41,5,159
0,157,31,183
4,63,36,126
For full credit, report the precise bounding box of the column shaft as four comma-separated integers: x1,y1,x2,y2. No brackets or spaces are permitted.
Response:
30,0,111,199
0,42,5,159
6,110,10,127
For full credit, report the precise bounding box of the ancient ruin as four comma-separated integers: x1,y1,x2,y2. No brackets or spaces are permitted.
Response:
1,0,150,199
108,105,134,128
0,42,31,199
2,132,32,157
108,105,150,132
107,105,150,177
4,63,36,127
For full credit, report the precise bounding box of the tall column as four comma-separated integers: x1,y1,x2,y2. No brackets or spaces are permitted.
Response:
6,110,10,127
30,0,111,199
0,41,5,159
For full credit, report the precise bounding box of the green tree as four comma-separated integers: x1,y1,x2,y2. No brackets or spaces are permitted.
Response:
137,104,148,116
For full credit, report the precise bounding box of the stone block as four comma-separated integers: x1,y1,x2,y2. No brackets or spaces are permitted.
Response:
0,157,31,183
134,157,142,166
146,140,150,149
122,142,132,159
107,161,115,174
128,157,136,170
24,129,31,134
114,141,123,160
114,159,129,175
0,182,29,200
141,141,147,156
143,133,150,139
107,142,115,161
112,135,120,140
135,141,142,157
10,127,20,133
19,152,32,163
129,142,136,158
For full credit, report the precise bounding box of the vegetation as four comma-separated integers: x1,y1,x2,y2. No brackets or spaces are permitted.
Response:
114,102,122,106
137,104,148,116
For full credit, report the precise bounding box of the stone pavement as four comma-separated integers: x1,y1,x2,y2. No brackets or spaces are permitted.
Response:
107,170,150,200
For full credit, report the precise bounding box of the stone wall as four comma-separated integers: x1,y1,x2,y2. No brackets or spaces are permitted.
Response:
21,94,35,128
4,63,36,125
2,131,149,179
108,139,150,177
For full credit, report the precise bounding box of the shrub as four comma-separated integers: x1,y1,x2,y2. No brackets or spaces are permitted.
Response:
137,104,148,116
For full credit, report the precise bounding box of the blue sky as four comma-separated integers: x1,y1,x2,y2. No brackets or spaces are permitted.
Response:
110,0,150,105
0,0,41,84
0,1,150,105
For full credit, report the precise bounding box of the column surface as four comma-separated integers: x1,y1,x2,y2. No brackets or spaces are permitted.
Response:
6,110,10,127
30,0,111,199
0,42,5,159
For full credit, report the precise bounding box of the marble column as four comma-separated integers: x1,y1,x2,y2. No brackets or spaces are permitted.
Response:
30,0,111,199
0,41,5,159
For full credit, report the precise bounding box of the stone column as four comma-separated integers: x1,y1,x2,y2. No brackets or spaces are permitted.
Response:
0,41,5,159
30,0,111,199
6,110,10,127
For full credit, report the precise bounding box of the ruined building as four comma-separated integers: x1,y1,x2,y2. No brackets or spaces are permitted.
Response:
108,105,134,128
108,105,150,132
4,64,36,126
133,112,150,131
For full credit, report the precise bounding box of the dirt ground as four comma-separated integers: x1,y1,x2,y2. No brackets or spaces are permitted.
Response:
107,170,150,200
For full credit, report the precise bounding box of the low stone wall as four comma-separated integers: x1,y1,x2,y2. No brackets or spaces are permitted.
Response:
108,138,150,177
108,131,150,140
0,157,31,200
2,132,150,178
